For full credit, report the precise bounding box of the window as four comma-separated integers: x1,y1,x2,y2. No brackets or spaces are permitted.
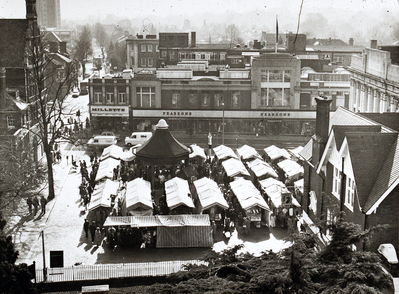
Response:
140,58,146,67
202,93,210,106
7,116,16,128
147,57,154,67
220,52,226,61
214,93,223,107
232,91,240,108
268,70,283,82
262,88,290,107
283,70,291,82
332,166,341,197
171,93,180,107
261,88,268,106
326,208,333,225
147,44,153,52
260,69,267,82
118,92,126,104
169,51,176,59
136,87,156,108
94,92,102,104
345,177,355,209
161,50,167,58
188,93,198,106
140,44,146,52
106,93,114,104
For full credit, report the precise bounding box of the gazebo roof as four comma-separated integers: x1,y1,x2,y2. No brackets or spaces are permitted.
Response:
136,119,190,164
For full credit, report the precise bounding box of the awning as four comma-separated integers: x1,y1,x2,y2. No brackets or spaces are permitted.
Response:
189,144,207,160
100,144,124,161
264,145,291,161
95,157,120,182
165,177,195,210
88,179,119,211
193,177,229,211
222,158,250,178
258,178,289,208
103,214,210,227
236,144,261,161
123,178,153,213
289,146,304,159
247,158,278,179
277,159,304,178
230,178,269,211
213,145,238,161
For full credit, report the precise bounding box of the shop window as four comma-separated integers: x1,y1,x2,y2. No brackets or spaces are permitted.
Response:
345,177,355,210
7,116,16,129
140,44,146,52
147,44,153,52
106,93,114,104
260,88,268,106
137,87,156,108
282,88,290,106
118,92,126,104
94,92,102,104
268,88,282,106
171,93,180,107
232,91,240,108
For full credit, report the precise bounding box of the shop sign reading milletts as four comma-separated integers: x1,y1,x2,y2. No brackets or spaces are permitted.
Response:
91,106,129,117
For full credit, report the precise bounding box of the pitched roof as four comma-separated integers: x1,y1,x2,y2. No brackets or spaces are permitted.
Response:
0,19,28,67
360,113,399,132
44,31,62,43
299,139,313,161
364,136,399,212
346,132,398,207
332,125,382,149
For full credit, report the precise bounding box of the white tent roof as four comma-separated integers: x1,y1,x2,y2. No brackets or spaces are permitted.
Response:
247,158,278,178
277,159,304,178
95,157,120,182
88,179,119,211
193,177,229,211
230,178,269,211
289,146,304,159
100,144,124,161
264,145,291,161
222,158,250,178
258,178,289,208
378,244,399,264
165,177,195,210
104,214,210,227
213,145,238,160
236,144,261,160
125,178,153,210
189,144,207,159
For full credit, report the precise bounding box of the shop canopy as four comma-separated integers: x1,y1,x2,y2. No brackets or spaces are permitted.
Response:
136,119,190,165
264,145,291,161
88,179,119,211
277,159,304,178
258,178,290,208
123,178,153,215
100,144,124,161
289,146,304,160
247,158,278,179
213,145,238,161
165,177,195,210
95,157,120,182
230,178,269,211
193,177,229,211
236,144,261,161
103,214,210,227
222,158,250,178
189,144,207,160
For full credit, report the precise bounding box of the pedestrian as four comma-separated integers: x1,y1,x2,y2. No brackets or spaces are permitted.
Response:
32,197,39,215
83,219,89,238
94,227,102,247
66,155,69,165
89,221,97,243
40,196,47,215
26,197,33,214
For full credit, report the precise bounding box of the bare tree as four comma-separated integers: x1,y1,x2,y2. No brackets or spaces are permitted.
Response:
26,32,79,200
74,25,92,78
94,23,109,59
225,24,241,48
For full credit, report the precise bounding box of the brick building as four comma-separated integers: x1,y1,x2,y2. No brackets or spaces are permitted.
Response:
299,97,399,252
126,34,159,69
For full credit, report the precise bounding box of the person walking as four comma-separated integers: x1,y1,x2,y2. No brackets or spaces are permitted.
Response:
32,197,39,215
94,227,102,247
40,196,47,215
26,197,33,214
83,219,89,238
89,221,97,243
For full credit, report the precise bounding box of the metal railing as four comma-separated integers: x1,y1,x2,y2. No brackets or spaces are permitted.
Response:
35,259,206,283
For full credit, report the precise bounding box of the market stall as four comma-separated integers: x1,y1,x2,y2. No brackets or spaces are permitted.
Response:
289,146,304,161
95,157,120,182
247,158,278,180
222,158,250,179
189,144,207,161
230,178,270,228
165,177,195,214
100,144,124,161
263,145,290,163
236,144,261,161
213,145,238,161
87,179,119,225
121,178,153,216
277,159,304,183
193,177,229,222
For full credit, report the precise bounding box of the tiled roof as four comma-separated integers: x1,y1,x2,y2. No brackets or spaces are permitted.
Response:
333,125,382,150
364,136,399,212
346,132,398,207
0,19,28,67
299,139,312,161
360,113,399,132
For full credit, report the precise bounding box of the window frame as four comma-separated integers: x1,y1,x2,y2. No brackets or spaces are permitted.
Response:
345,177,355,210
106,92,114,104
7,116,16,129
332,166,341,198
136,87,156,108
94,92,102,104
118,92,126,104
140,44,146,52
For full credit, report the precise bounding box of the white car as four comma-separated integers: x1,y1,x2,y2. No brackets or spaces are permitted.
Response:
87,135,118,152
125,132,152,146
71,88,80,98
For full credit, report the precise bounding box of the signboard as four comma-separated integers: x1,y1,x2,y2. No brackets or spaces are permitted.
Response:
90,106,129,117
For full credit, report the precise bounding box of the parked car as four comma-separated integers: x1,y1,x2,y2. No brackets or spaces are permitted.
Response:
125,132,152,146
71,88,80,98
87,135,118,153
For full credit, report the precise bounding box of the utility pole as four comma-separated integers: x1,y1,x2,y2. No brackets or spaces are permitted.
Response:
41,230,47,282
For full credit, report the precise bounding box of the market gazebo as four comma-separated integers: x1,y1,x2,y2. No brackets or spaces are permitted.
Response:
135,119,190,165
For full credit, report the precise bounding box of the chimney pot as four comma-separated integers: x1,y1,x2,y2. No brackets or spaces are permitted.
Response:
191,32,196,47
315,96,332,143
370,40,378,49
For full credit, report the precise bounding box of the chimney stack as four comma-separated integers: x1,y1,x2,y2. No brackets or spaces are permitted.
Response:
312,96,332,165
26,0,37,21
0,67,7,109
370,40,378,49
191,32,196,47
349,38,354,46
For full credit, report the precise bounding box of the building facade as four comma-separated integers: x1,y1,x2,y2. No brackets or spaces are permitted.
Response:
36,0,61,28
126,35,159,69
348,47,399,113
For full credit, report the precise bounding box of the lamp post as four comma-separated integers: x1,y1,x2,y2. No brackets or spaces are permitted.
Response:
221,101,225,145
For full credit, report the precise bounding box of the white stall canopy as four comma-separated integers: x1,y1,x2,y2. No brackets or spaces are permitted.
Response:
259,178,289,208
189,144,207,160
95,157,120,182
123,178,153,216
236,144,261,161
165,177,195,210
100,144,124,161
213,145,238,161
277,159,304,179
193,177,229,211
264,145,290,161
289,146,304,160
230,178,269,211
88,179,119,211
222,158,250,178
247,158,278,179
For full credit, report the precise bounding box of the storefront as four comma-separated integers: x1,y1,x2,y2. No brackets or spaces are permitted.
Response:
90,105,130,133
